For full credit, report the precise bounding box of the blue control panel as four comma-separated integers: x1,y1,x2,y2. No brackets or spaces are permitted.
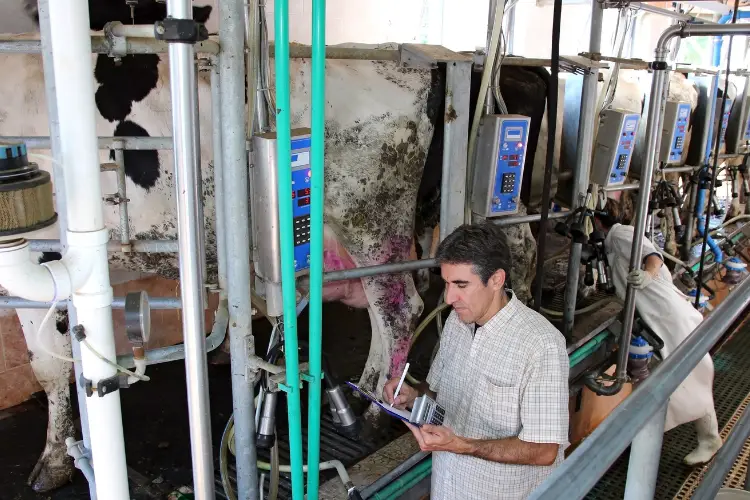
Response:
489,118,529,215
290,137,312,273
590,111,640,186
743,106,750,141
719,98,733,148
667,103,691,163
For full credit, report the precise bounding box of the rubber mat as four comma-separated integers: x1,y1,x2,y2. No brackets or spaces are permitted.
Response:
216,407,406,499
585,313,750,500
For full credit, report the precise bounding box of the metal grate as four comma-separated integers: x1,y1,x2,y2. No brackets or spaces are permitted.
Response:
585,314,750,500
673,394,750,498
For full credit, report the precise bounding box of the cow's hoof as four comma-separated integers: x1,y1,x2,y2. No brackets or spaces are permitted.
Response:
28,452,74,493
684,437,722,466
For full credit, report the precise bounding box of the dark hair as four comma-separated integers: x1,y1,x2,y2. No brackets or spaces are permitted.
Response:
435,222,513,286
595,198,624,229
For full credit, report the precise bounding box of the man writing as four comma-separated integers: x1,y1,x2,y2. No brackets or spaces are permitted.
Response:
383,222,569,499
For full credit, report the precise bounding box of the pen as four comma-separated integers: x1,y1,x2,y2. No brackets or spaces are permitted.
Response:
391,362,410,407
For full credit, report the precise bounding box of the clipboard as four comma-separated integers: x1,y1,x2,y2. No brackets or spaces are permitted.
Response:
345,381,418,426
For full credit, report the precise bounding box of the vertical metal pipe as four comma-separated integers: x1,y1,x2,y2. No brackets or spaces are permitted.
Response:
562,0,603,338
483,0,498,115
166,0,214,497
623,404,667,500
38,1,94,496
307,0,326,495
275,0,306,497
114,145,130,246
505,1,516,55
193,60,207,292
211,61,228,298
220,0,258,498
682,179,698,262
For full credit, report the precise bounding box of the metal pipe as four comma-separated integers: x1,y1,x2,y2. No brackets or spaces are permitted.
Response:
192,61,207,293
683,179,699,261
307,0,327,494
107,22,155,38
585,60,669,396
484,0,499,116
1,136,174,150
38,0,95,495
493,210,570,226
601,183,641,192
166,0,214,496
29,239,178,253
113,146,130,246
0,296,181,310
628,3,701,22
323,259,438,283
528,276,750,500
623,404,667,500
0,37,219,55
267,42,400,61
210,60,228,298
572,0,603,207
360,452,430,499
275,0,306,496
693,404,750,499
661,165,699,173
220,0,259,497
562,0,603,342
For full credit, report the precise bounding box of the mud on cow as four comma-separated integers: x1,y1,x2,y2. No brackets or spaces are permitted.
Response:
1,0,477,493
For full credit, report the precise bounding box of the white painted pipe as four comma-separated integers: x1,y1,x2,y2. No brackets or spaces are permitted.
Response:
47,0,129,497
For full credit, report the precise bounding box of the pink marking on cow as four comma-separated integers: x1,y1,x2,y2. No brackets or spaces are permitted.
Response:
321,227,368,308
390,337,411,376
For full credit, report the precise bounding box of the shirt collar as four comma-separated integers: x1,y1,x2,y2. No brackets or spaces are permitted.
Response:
475,290,520,333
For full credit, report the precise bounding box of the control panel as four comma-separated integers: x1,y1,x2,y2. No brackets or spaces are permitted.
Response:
659,101,691,164
471,114,531,217
590,109,640,187
718,98,733,149
727,76,750,153
251,127,313,288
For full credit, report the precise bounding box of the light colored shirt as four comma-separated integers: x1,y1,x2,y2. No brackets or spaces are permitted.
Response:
426,291,569,500
604,223,714,431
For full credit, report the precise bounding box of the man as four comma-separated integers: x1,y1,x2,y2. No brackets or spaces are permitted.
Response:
593,200,722,465
383,222,569,500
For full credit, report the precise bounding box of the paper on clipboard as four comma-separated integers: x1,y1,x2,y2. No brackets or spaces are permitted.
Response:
345,381,416,425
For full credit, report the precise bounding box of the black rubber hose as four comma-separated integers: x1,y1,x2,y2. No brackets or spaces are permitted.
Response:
696,0,739,307
532,0,562,311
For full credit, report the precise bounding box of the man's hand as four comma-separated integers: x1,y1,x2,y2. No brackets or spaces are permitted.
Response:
627,269,654,289
405,423,473,454
383,378,418,409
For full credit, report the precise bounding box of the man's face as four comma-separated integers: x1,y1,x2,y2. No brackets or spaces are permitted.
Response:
441,262,504,325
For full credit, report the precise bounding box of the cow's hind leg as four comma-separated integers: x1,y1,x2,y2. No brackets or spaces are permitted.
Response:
357,272,423,440
17,308,75,492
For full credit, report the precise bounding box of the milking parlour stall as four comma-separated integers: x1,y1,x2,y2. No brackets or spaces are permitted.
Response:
1,0,750,499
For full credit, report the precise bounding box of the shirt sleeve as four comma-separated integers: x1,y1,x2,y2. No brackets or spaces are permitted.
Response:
517,334,570,447
610,224,663,264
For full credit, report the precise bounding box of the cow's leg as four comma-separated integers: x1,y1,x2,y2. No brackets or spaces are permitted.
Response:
684,408,722,465
415,225,435,294
358,272,424,434
17,308,75,492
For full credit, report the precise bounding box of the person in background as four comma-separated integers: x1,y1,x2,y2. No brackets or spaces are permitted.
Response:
592,199,722,466
383,222,569,500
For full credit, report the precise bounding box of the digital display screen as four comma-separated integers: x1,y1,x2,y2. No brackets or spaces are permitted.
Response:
297,187,311,197
679,108,689,119
504,127,522,141
298,197,311,207
624,120,637,132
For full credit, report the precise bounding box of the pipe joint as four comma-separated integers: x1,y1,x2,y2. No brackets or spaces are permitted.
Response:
0,240,58,302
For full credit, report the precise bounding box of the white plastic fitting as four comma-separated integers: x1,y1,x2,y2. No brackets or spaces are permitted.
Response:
0,241,59,302
0,229,110,305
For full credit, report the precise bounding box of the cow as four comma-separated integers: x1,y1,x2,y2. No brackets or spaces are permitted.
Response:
3,0,519,493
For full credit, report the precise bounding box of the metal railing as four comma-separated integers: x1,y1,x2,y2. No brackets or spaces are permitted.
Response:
529,276,750,500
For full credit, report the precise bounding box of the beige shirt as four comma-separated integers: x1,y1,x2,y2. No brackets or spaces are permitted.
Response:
426,291,569,499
